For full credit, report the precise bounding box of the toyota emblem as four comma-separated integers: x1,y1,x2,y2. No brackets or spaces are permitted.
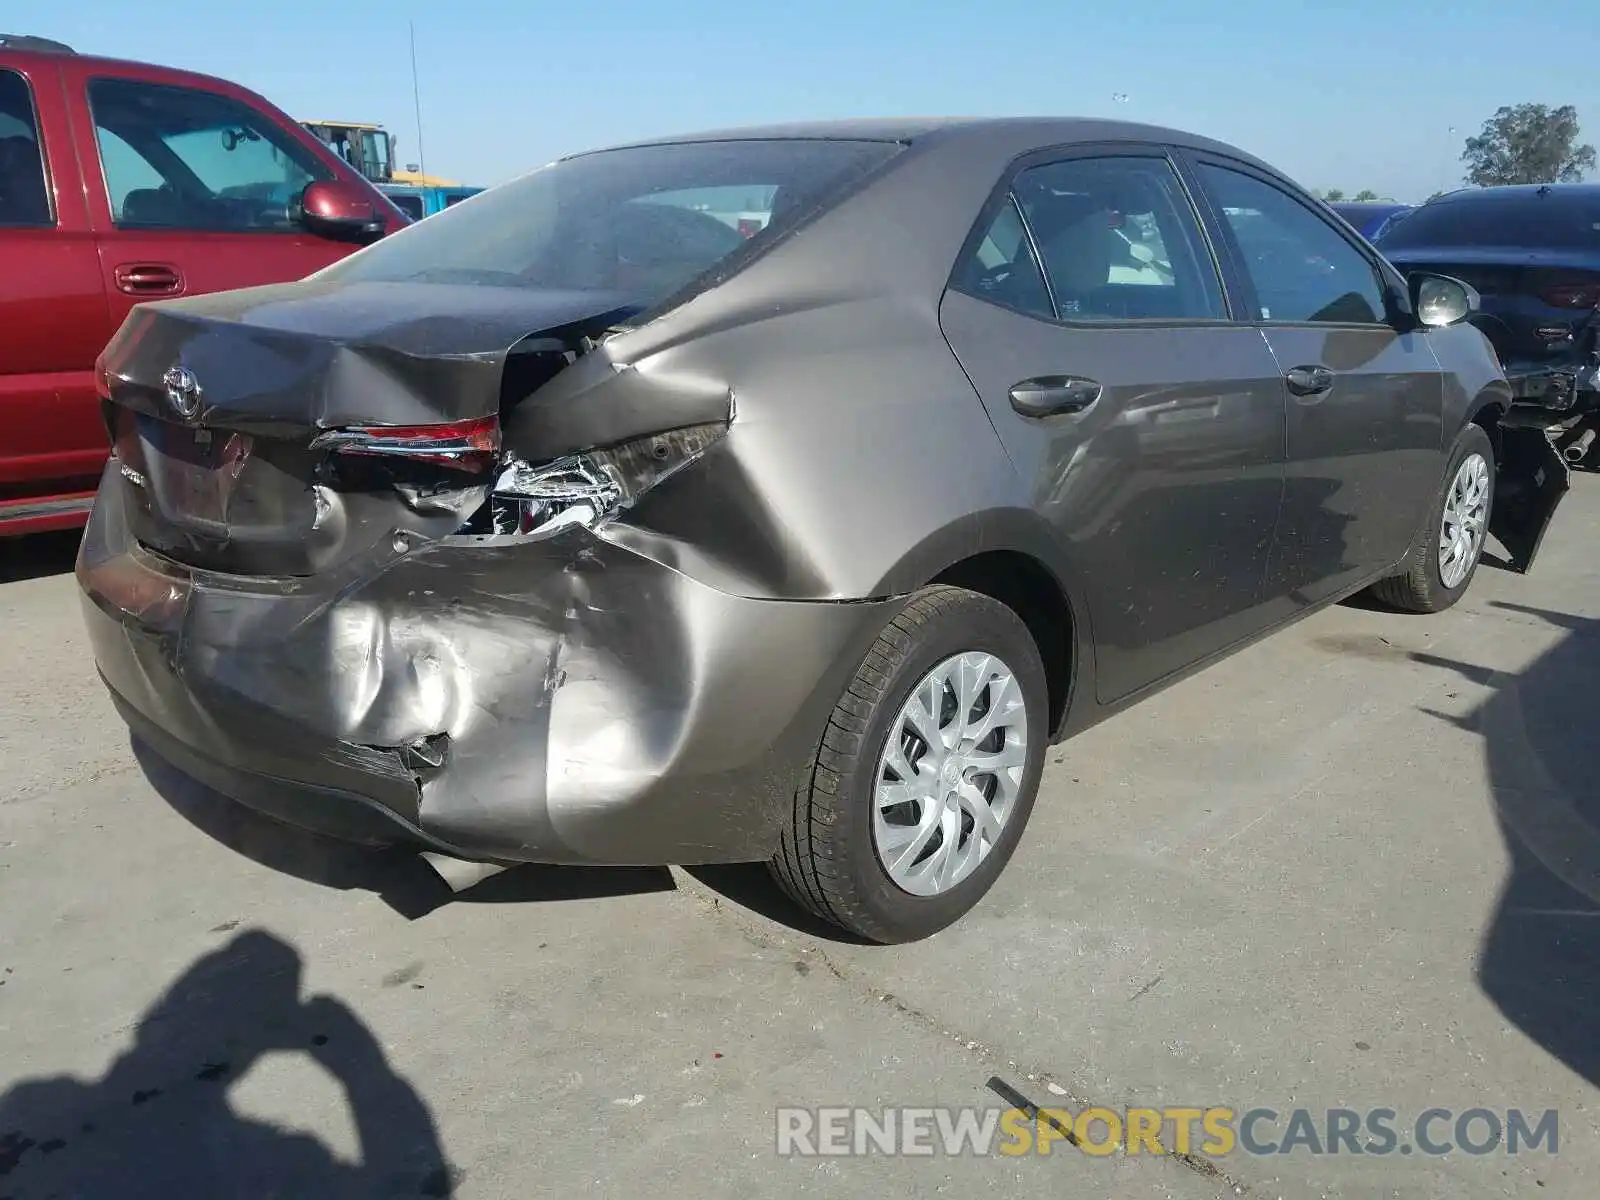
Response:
162,365,203,421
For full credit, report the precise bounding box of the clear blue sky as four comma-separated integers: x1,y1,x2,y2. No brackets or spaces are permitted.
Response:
38,0,1600,201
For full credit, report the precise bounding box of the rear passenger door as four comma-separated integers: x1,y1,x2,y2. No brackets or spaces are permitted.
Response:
939,147,1288,704
1185,156,1444,607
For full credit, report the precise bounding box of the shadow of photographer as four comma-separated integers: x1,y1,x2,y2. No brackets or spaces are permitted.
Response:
0,929,459,1198
1411,601,1600,1087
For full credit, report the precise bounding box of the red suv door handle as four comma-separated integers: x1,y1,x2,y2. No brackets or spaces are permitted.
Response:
114,263,184,295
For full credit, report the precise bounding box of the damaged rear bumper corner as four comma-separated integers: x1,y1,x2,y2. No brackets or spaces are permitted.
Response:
1487,421,1572,575
77,464,901,866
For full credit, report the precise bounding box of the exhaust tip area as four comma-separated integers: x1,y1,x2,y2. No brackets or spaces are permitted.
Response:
419,851,512,894
1562,427,1596,464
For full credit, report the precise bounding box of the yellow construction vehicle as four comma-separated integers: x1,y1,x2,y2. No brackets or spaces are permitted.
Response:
299,119,461,188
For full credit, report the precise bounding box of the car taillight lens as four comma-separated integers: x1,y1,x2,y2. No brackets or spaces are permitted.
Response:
1540,282,1600,309
310,414,502,472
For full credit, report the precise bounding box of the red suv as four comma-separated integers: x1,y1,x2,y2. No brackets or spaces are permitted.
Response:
0,34,407,536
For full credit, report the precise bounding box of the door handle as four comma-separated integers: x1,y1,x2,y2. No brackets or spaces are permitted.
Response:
1284,364,1335,397
114,263,184,296
1009,376,1102,418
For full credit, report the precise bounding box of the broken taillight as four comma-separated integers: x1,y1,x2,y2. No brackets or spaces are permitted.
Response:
461,421,729,540
1540,282,1600,310
310,415,502,472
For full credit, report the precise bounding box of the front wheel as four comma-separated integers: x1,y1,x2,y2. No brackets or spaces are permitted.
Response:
1369,423,1495,613
769,585,1049,943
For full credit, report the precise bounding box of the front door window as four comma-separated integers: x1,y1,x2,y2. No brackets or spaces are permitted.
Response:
88,78,331,232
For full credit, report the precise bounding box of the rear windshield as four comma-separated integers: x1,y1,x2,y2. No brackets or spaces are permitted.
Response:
318,138,903,306
1378,192,1600,251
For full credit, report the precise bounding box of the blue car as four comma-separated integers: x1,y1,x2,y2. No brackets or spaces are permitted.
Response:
1329,201,1413,242
378,183,485,221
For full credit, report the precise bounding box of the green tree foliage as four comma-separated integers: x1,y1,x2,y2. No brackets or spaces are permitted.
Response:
1461,104,1596,186
1352,189,1379,201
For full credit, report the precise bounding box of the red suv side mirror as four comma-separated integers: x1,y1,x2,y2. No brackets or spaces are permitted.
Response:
296,180,387,243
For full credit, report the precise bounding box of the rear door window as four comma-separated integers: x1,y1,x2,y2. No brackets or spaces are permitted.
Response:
980,155,1226,321
952,155,1225,322
1198,164,1389,325
0,68,52,226
87,78,331,232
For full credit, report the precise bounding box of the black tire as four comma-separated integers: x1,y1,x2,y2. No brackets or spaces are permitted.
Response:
1369,423,1495,614
768,585,1049,944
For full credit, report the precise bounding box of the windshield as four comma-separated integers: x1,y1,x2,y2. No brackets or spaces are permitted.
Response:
1378,192,1600,252
317,138,903,306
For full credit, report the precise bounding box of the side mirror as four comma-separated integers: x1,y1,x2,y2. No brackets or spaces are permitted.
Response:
1410,272,1479,328
295,180,387,243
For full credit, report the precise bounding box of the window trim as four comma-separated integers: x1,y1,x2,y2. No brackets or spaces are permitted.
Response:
0,65,57,228
944,140,1242,329
1175,149,1408,331
84,74,332,235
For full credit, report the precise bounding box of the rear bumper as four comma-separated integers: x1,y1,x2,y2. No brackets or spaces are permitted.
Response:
78,465,898,865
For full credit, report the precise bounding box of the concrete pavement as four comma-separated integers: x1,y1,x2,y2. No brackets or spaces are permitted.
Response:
2,479,1596,1198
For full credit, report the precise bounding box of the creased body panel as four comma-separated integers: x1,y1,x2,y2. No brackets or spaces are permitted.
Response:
79,464,897,864
98,281,639,433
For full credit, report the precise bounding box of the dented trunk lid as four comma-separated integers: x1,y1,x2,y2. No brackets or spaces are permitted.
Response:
100,280,638,576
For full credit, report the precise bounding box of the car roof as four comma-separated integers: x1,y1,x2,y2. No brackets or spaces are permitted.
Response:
574,115,1278,172
0,38,260,96
1427,183,1600,205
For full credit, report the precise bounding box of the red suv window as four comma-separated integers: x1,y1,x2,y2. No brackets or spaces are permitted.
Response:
0,68,52,226
87,77,331,232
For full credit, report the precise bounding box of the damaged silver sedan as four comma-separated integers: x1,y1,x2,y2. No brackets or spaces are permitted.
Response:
78,119,1568,942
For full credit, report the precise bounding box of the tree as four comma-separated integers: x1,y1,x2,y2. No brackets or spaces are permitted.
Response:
1461,104,1596,186
1352,189,1379,202
1321,187,1346,202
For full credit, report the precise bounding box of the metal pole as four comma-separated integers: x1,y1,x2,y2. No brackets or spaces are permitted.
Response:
410,20,427,178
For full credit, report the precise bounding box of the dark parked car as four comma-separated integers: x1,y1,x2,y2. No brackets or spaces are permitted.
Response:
78,118,1568,943
1376,184,1600,467
1329,200,1412,242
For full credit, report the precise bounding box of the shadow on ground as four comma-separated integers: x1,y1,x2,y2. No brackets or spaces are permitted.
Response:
131,736,678,919
134,731,860,939
1411,601,1600,1087
0,529,82,585
0,929,460,1198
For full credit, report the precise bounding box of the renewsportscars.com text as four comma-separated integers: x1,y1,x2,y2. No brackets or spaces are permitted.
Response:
775,1105,1559,1158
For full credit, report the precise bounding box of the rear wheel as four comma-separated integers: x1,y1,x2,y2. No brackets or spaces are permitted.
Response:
769,585,1048,943
1370,423,1494,613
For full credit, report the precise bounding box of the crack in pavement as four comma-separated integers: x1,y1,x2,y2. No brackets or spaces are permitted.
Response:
1,760,142,808
673,871,1254,1197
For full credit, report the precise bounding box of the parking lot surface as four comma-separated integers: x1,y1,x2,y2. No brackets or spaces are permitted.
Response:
2,479,1596,1199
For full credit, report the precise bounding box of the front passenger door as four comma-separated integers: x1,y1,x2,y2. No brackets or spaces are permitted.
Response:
1190,159,1444,607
